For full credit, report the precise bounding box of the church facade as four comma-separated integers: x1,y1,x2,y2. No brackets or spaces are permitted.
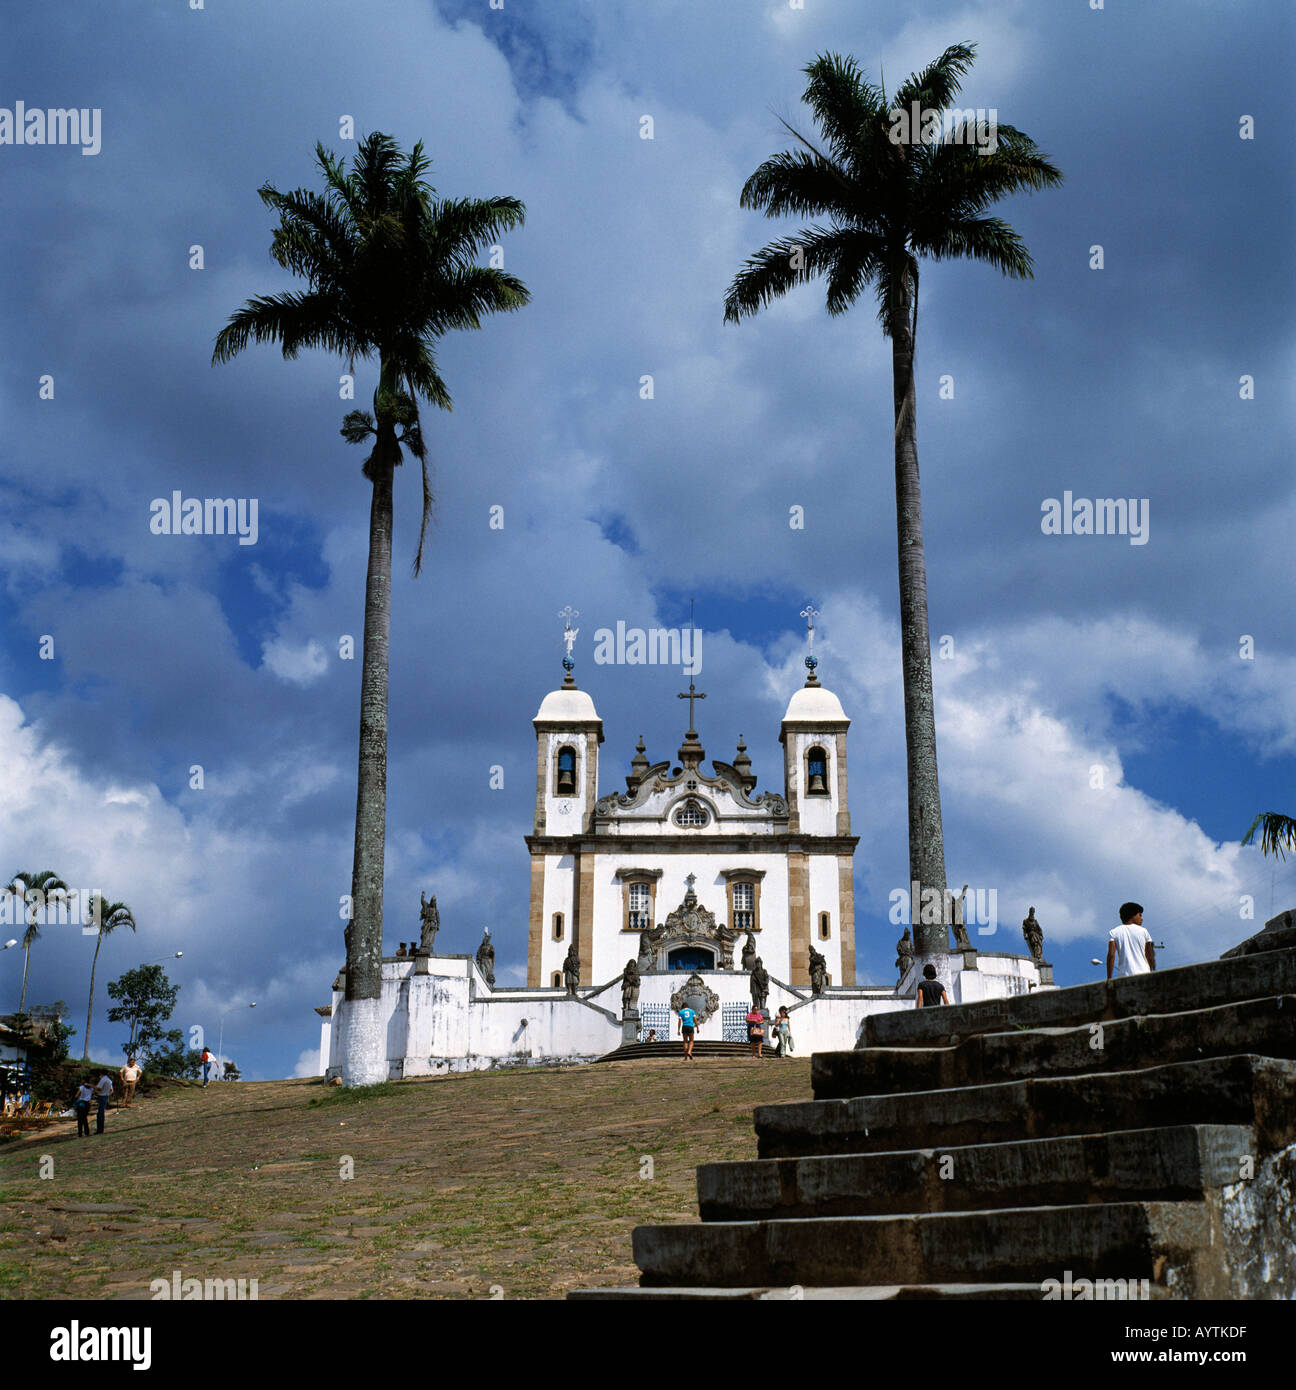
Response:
526,666,857,993
318,636,1049,1078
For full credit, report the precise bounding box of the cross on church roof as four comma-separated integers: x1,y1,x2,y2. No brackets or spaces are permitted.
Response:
557,606,580,684
800,603,821,684
677,680,707,735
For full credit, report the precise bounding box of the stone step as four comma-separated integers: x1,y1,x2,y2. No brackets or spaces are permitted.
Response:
861,945,1296,1050
631,1200,1215,1291
569,1282,1056,1300
1221,910,1296,959
756,1054,1296,1159
593,1040,774,1062
814,996,1296,1099
697,1124,1253,1221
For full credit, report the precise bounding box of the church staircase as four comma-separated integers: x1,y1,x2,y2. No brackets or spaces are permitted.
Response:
593,1040,778,1062
571,915,1296,1299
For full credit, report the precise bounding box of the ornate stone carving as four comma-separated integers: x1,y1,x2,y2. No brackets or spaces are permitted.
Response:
1022,906,1045,962
669,972,720,1027
715,921,739,970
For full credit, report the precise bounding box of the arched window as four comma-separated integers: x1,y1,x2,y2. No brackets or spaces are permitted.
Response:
555,745,577,796
806,746,829,795
552,912,564,941
551,971,562,988
674,799,709,827
819,911,831,940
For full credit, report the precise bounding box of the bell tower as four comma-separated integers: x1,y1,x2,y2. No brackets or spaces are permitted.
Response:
526,609,603,985
778,605,856,984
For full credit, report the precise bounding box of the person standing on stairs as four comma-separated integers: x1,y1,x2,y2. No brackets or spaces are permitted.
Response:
1107,902,1156,979
916,963,949,1008
677,1005,697,1060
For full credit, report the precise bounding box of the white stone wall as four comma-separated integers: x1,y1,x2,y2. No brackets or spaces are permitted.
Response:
325,953,1049,1078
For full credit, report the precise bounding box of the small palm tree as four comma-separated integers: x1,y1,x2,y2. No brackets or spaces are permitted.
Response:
1242,813,1296,861
214,132,529,1084
82,895,136,1060
7,871,70,1012
724,45,1062,956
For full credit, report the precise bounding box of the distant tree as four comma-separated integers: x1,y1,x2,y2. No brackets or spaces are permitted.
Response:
13,1001,76,1102
105,965,180,1060
222,1060,241,1081
1242,813,1296,861
82,895,137,1061
143,1031,202,1080
6,871,70,1012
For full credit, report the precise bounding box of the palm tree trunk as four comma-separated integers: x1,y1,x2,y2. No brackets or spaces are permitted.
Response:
84,932,103,1060
340,373,397,1087
19,943,30,1013
890,265,949,958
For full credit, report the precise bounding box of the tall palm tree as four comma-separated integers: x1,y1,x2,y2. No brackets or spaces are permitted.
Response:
7,871,70,1012
82,894,136,1060
214,132,529,1084
1243,813,1296,861
724,45,1062,957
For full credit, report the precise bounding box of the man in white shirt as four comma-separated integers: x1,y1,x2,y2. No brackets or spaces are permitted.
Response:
93,1072,114,1134
1107,902,1156,979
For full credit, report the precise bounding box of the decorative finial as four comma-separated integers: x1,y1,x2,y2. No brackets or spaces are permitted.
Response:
800,603,821,686
558,606,580,686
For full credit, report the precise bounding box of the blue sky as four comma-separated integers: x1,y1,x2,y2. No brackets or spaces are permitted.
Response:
1,0,1293,1078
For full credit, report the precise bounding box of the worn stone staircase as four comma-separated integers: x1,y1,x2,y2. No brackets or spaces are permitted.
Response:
571,914,1296,1299
594,1039,775,1063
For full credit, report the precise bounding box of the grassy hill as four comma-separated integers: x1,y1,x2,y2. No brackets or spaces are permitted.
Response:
0,1057,811,1299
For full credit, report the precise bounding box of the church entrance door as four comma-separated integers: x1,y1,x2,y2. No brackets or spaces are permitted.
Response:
668,946,715,972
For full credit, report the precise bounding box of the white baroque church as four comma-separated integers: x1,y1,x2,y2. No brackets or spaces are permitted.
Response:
320,629,1048,1078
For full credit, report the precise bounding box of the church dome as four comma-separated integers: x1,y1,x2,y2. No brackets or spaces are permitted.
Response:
782,683,848,723
534,686,601,723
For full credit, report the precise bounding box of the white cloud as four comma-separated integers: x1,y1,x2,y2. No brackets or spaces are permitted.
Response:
261,637,329,685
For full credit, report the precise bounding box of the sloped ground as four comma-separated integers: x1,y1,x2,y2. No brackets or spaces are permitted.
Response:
0,1058,810,1299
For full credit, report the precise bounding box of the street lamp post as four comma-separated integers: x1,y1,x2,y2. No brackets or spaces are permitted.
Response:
216,1002,256,1080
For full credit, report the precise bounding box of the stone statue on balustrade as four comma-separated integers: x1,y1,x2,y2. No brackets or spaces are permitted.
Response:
416,891,440,955
562,942,581,995
896,927,914,983
740,932,758,972
621,959,640,1015
475,927,495,986
808,944,829,996
1022,906,1045,963
749,958,769,1011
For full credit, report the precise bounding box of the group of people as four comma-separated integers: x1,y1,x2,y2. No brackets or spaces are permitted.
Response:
916,901,1158,1008
673,1003,794,1059
72,1057,142,1137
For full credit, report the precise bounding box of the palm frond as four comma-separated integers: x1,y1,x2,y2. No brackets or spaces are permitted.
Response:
891,41,978,115
1243,812,1296,860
